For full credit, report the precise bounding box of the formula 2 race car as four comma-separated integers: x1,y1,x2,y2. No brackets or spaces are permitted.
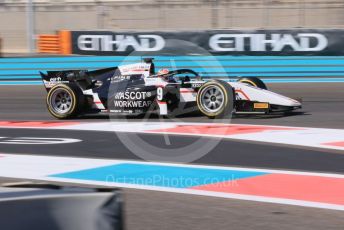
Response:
40,58,301,119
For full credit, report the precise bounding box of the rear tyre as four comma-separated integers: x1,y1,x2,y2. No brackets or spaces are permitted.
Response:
46,83,85,119
196,80,234,119
238,77,267,90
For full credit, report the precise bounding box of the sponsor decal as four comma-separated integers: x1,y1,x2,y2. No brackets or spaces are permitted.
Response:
110,75,131,83
49,77,63,82
191,83,203,88
109,109,122,113
254,102,269,109
114,91,151,100
113,91,153,108
114,100,152,108
110,109,143,114
44,77,69,88
120,64,150,73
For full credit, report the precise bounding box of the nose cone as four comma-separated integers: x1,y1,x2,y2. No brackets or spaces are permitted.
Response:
284,98,302,109
290,98,302,107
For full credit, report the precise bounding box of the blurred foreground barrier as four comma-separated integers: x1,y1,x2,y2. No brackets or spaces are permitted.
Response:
0,183,124,230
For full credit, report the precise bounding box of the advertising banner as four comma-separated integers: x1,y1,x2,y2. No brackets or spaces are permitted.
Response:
70,29,344,56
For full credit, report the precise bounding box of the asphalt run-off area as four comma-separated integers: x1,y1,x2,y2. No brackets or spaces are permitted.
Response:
0,82,343,230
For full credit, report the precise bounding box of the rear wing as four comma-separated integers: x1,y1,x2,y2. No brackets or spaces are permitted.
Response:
39,67,117,91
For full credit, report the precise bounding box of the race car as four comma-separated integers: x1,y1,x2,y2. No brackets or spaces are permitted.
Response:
40,58,301,119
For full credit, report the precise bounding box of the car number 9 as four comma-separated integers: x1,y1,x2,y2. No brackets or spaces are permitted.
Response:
157,87,163,100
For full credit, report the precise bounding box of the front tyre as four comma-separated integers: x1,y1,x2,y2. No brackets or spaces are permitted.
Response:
196,80,234,119
46,83,85,119
238,77,267,90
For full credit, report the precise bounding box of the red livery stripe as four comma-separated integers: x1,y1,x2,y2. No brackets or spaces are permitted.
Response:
180,89,196,93
235,89,250,100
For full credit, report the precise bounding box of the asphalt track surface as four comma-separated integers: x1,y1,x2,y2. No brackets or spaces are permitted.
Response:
0,83,344,230
0,83,344,128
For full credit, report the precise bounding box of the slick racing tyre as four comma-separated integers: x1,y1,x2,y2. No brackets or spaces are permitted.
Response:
237,77,267,90
46,83,85,119
196,80,234,119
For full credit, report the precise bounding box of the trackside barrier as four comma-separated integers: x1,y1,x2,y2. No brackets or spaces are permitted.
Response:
37,30,71,55
1,56,344,85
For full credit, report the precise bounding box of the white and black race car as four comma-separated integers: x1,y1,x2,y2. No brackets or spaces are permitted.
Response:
40,58,301,119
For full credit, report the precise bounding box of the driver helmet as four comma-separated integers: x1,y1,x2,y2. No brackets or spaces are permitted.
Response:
157,68,169,76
